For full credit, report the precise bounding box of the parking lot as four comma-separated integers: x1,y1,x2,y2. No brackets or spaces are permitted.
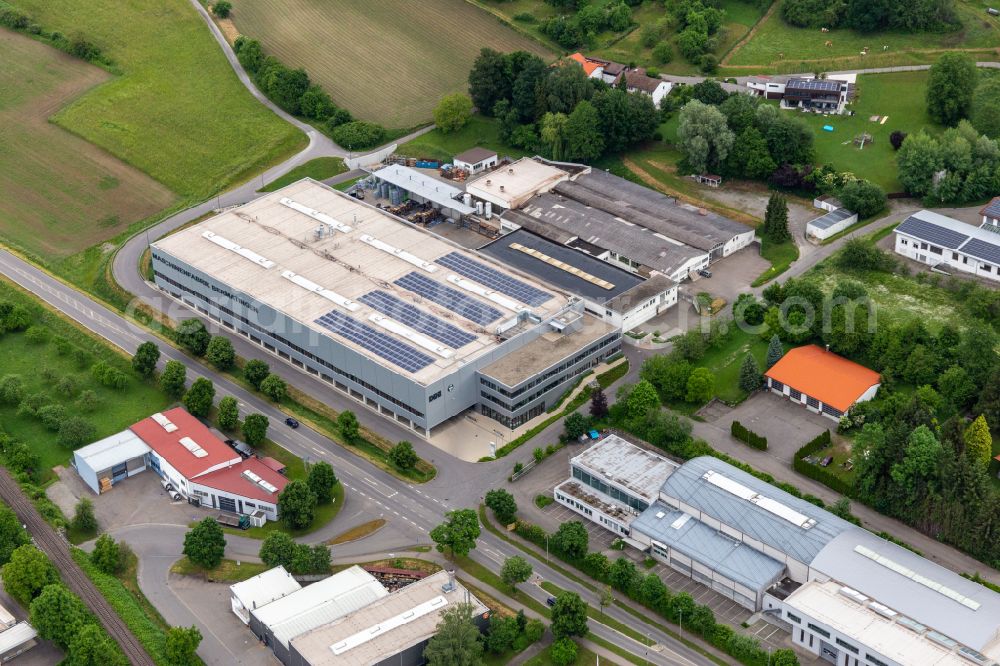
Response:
705,390,832,461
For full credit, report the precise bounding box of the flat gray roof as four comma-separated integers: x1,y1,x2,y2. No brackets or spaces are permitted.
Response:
74,430,150,473
660,457,857,565
477,229,643,303
370,165,474,215
454,147,497,164
572,434,679,503
632,505,786,592
810,529,1000,654
808,207,855,230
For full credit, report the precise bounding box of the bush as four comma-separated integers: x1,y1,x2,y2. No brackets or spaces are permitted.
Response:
730,420,767,450
0,9,30,30
652,42,673,64
330,121,387,151
212,0,232,17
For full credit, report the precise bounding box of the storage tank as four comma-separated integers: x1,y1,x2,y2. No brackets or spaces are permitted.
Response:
463,193,472,208
476,201,484,216
485,202,493,219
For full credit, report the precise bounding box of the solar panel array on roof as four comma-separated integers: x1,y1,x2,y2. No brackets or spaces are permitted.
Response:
896,215,970,249
314,310,434,373
962,238,1000,265
437,252,551,307
787,78,841,92
982,197,1000,220
358,291,476,349
394,272,502,326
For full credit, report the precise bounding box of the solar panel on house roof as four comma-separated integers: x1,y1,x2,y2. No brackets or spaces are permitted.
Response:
358,291,477,349
896,215,970,249
788,78,840,91
436,252,551,307
981,197,1000,219
961,237,1000,265
394,272,502,326
313,310,434,373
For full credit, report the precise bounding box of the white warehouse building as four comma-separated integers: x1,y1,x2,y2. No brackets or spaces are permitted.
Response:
893,210,1000,283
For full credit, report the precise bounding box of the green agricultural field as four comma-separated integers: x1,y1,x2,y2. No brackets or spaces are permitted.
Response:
9,0,305,199
794,71,940,192
0,280,172,482
726,0,1000,68
594,0,766,74
0,31,177,258
397,115,534,162
228,0,552,129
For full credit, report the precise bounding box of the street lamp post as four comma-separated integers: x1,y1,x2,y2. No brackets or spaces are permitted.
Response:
678,608,683,641
545,534,549,562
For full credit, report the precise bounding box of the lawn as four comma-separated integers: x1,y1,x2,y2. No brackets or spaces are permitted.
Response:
524,645,615,666
594,0,766,74
726,0,1000,68
753,236,799,286
397,114,534,163
788,71,940,192
260,157,347,192
9,0,305,199
0,30,177,259
228,0,552,128
0,280,172,483
697,327,772,405
170,557,270,583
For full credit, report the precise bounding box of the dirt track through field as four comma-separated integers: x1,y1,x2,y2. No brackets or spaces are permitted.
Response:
229,0,552,128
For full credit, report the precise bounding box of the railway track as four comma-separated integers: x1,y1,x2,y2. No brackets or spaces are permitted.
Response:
0,467,156,666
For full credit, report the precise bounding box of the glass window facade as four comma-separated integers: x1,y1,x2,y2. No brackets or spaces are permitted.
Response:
572,466,648,512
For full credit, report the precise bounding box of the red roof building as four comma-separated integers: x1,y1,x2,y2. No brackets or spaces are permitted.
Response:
130,407,240,480
196,456,288,505
764,345,881,419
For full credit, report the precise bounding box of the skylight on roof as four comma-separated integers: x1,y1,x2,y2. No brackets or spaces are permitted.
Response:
279,197,352,233
853,545,981,610
151,413,177,433
360,235,437,272
702,471,816,529
179,436,208,458
202,231,275,269
281,271,359,311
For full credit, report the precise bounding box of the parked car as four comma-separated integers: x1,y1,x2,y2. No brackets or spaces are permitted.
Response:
820,456,834,467
546,597,557,607
698,268,712,278
285,417,300,429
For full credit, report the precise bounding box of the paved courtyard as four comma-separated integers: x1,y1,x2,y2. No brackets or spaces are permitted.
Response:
703,391,832,461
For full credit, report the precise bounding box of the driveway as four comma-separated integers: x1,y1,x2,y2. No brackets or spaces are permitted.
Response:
684,246,770,308
702,391,831,461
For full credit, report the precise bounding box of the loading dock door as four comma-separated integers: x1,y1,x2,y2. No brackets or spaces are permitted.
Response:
111,463,128,484
218,497,237,513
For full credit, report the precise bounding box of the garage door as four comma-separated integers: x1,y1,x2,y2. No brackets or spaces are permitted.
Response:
218,497,237,513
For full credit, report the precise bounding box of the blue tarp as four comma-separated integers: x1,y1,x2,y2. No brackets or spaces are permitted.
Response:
823,125,834,132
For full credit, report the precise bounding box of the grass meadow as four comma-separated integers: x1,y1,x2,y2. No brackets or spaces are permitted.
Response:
398,115,536,162
228,0,552,128
0,31,177,258
260,157,347,192
726,0,1000,68
9,0,305,200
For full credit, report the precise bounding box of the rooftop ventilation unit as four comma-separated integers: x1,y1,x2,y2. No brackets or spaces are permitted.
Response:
202,231,275,269
655,511,665,519
359,235,437,272
281,271,359,311
447,275,527,314
151,413,178,433
670,514,692,530
368,314,454,358
179,437,208,458
854,545,982,610
279,197,352,233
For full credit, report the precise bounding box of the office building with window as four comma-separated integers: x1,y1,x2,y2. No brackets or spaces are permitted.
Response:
150,179,620,439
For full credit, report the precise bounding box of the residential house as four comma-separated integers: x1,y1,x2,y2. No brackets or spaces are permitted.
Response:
624,71,672,108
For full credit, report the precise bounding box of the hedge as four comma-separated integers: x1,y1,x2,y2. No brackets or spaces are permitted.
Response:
730,420,767,450
791,430,854,497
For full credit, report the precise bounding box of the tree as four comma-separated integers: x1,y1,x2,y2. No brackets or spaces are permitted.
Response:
68,623,128,666
543,61,594,115
331,120,386,150
738,353,762,393
160,360,187,399
0,375,24,405
468,48,512,116
278,479,317,529
59,416,96,449
890,425,943,498
553,521,588,559
762,193,790,243
485,489,517,525
540,112,568,160
971,78,1000,138
389,441,417,469
889,130,908,150
927,53,978,126
244,359,270,388
2,545,58,606
0,506,28,566
423,603,485,666
765,335,783,368
30,583,89,649
183,377,215,417
685,368,714,404
964,415,993,468
677,99,734,174
131,342,160,378
550,637,579,666
430,508,480,558
589,386,608,418
205,336,235,371
551,592,588,639
176,319,211,356
307,461,337,502
337,410,360,444
183,518,225,569
257,374,286,403
896,131,943,196
234,37,264,74
259,531,296,568
641,355,692,403
727,127,775,180
218,396,240,431
500,556,532,592
564,100,604,162
242,413,269,446
91,534,125,575
433,93,473,133
212,1,232,18
624,380,660,419
838,179,886,218
261,65,310,115
564,412,588,441
72,498,97,534
165,626,203,666
938,365,975,410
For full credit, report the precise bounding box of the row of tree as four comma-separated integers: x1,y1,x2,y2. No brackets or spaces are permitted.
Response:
780,0,958,33
468,48,659,161
539,0,634,49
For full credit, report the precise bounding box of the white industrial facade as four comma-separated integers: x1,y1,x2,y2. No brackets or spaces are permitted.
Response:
894,210,1000,283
